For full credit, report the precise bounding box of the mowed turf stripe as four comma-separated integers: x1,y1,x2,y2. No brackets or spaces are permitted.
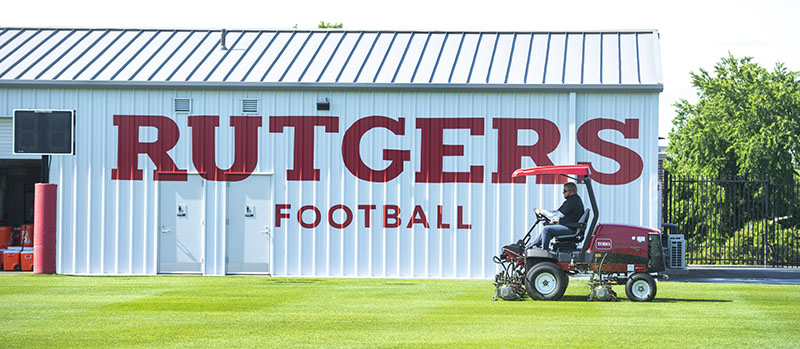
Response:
0,275,799,347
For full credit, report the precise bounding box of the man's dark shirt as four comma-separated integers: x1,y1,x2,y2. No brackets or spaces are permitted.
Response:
557,194,584,230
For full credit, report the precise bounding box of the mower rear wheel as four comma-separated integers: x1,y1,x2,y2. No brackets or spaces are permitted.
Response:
524,262,568,301
625,273,657,302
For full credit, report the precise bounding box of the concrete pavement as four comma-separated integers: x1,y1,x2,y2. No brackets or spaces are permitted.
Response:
664,265,800,285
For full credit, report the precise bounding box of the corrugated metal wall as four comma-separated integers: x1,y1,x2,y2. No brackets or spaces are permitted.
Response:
0,117,40,159
0,88,658,278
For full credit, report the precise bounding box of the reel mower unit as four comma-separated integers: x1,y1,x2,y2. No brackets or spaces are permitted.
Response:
492,165,669,302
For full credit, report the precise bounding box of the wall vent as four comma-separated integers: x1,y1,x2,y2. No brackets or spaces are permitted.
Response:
241,99,259,114
174,98,191,113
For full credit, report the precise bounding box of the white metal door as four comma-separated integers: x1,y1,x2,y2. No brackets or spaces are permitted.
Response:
158,175,204,273
226,175,272,274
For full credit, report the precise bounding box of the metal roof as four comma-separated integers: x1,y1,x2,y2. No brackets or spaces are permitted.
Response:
0,28,662,91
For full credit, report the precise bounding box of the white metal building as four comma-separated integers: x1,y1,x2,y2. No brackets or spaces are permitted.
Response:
0,28,662,277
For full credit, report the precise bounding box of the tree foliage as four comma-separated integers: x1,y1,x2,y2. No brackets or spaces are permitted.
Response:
693,220,800,265
318,21,343,29
664,56,800,265
666,54,800,180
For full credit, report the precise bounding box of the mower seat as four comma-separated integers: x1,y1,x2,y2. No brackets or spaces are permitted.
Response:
551,209,591,251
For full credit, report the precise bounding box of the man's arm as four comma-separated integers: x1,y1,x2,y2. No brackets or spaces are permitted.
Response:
536,209,564,223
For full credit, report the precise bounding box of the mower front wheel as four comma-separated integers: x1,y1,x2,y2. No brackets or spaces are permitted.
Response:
524,262,568,301
625,273,657,302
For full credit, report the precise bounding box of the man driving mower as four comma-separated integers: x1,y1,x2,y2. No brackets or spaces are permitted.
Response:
492,165,668,302
529,182,584,250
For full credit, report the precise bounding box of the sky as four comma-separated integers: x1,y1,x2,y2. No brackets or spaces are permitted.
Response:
2,0,798,139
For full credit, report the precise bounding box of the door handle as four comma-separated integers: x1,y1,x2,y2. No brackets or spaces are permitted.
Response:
161,226,170,234
260,226,271,237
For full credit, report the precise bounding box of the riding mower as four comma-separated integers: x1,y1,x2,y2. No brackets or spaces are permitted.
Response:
493,165,669,302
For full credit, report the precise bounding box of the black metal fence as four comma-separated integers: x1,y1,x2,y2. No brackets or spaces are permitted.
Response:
663,172,800,266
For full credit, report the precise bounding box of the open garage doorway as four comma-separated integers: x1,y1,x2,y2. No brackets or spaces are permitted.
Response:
0,159,42,239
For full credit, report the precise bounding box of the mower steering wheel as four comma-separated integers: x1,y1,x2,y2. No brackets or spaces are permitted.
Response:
535,210,548,222
520,210,548,247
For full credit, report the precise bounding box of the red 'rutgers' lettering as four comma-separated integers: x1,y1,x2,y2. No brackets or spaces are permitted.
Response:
577,118,643,185
112,114,644,185
416,118,484,183
342,116,410,182
269,116,338,181
111,115,187,181
491,118,561,184
188,115,262,181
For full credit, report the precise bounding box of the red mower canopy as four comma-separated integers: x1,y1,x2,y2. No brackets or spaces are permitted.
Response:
511,165,590,178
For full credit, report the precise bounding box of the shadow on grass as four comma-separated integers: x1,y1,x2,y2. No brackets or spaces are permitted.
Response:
382,282,418,286
267,279,320,284
653,298,732,303
558,295,591,302
542,295,732,303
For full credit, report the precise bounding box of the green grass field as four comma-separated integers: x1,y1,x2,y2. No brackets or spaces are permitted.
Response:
1,274,798,348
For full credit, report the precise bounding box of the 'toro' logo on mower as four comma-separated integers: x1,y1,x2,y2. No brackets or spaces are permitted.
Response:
595,238,612,250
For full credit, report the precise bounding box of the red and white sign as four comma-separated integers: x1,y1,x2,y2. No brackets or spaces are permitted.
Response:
110,115,643,185
595,238,613,251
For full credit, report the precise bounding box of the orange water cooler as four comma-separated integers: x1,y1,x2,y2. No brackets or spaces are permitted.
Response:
20,248,34,271
2,247,21,271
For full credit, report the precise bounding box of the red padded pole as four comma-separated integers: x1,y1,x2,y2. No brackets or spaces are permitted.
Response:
34,183,57,274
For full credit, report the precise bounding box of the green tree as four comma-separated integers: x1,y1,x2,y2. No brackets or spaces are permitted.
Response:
666,54,800,180
318,21,343,29
665,55,800,260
